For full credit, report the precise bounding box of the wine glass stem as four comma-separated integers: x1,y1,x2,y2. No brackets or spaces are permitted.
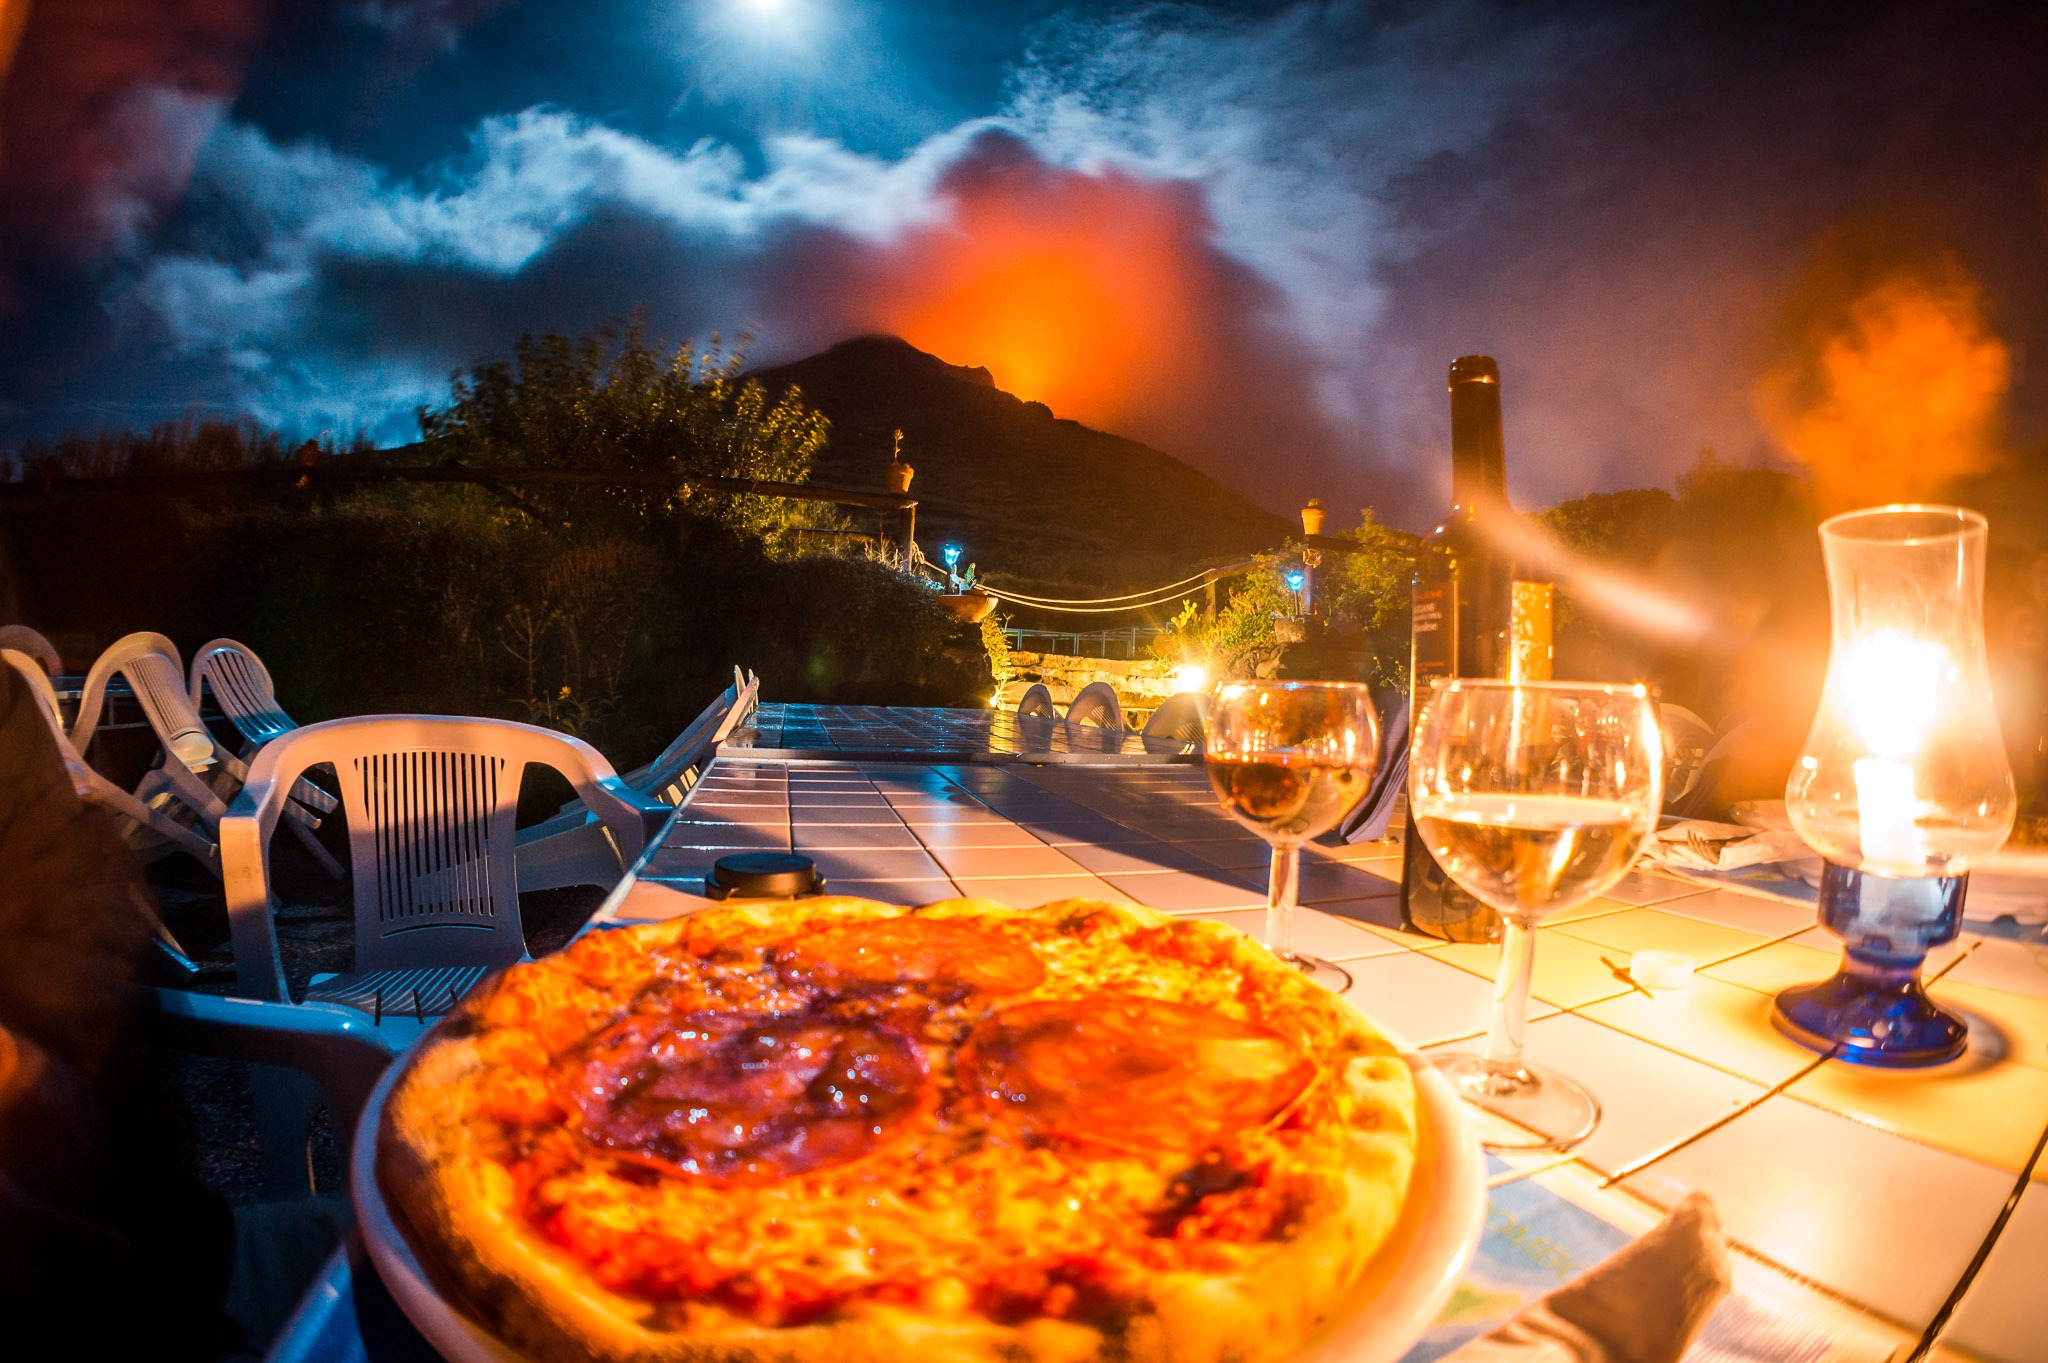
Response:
1265,842,1300,958
1482,915,1539,1075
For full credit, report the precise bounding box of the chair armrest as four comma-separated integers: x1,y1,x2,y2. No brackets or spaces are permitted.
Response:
221,783,296,1003
145,989,399,1140
587,775,674,851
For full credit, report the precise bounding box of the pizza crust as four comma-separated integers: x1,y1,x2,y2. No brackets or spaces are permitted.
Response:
379,897,1418,1363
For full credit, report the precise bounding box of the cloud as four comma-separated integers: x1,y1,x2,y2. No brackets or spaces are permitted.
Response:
0,0,269,286
10,0,2046,527
91,2,1602,516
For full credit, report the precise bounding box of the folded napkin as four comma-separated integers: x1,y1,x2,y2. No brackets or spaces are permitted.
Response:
1646,821,1812,873
1445,1194,1730,1363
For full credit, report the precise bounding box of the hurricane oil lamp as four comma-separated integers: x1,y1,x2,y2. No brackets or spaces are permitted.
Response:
1777,505,2016,1066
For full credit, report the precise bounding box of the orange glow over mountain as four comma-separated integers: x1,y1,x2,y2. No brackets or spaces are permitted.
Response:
879,152,1210,432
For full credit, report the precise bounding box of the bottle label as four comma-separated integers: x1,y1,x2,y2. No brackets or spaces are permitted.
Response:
1413,581,1455,679
1509,581,1554,684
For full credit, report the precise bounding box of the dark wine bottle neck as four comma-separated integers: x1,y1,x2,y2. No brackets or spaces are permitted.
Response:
1448,355,1506,512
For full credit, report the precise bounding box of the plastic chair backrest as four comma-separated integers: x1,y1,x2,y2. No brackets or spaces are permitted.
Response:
72,632,217,768
189,638,297,746
1141,691,1211,746
1016,683,1057,719
0,625,60,677
225,716,650,994
1065,681,1126,732
2,648,92,792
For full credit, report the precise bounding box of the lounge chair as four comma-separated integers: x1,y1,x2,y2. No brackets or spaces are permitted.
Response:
515,670,757,893
1015,683,1057,719
1065,680,1126,731
222,715,667,1035
72,632,343,877
1140,690,1210,751
3,648,214,947
0,624,60,676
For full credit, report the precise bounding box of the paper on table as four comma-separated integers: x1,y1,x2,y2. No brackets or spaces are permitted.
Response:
1646,823,1813,873
1441,1195,1729,1363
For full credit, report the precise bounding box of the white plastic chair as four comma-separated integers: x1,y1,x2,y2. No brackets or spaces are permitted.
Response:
68,631,233,841
4,648,217,912
187,637,343,853
0,624,60,676
1065,680,1126,731
223,714,669,1021
516,671,756,894
1140,690,1211,751
71,632,343,877
188,637,300,750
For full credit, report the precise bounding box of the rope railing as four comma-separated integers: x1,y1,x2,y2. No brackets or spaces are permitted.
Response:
970,559,1260,616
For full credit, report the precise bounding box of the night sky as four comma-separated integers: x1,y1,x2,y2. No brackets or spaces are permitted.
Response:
1,0,2043,525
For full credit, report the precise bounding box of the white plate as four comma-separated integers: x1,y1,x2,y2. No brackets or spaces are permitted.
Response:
352,1035,1485,1363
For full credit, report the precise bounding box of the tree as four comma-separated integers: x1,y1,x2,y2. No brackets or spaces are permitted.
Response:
416,323,831,539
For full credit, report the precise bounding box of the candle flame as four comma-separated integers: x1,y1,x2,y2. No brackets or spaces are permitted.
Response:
1842,628,1946,760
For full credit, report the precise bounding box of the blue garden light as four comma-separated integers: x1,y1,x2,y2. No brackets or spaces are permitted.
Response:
943,543,963,568
1285,571,1305,591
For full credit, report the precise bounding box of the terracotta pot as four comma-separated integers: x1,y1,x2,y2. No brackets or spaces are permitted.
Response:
938,591,997,623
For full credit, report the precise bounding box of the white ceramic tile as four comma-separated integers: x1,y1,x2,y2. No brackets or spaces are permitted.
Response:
953,876,1134,906
1602,870,1714,907
1098,870,1264,912
1055,840,1215,875
1193,908,1407,963
1943,1173,2048,1363
1622,1096,2012,1328
1025,819,1173,845
1936,938,2048,1000
1341,951,1551,1046
1235,859,1404,905
1311,896,1411,934
789,805,907,826
908,821,1049,849
895,803,1012,825
826,879,965,906
1654,888,1818,939
802,847,949,881
1428,1012,1767,1178
791,823,926,850
661,821,788,851
1308,839,1404,864
931,844,1091,880
1176,838,1277,869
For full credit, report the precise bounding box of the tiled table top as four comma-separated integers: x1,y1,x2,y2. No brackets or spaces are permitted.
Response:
729,702,1195,763
598,755,2048,1362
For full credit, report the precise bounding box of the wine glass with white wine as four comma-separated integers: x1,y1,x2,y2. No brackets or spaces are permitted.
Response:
1408,679,1664,1152
1205,681,1380,992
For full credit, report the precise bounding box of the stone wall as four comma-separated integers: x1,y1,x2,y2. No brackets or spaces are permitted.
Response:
995,651,1183,716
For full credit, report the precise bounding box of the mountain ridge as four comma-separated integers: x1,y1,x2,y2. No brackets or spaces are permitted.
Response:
752,335,1291,605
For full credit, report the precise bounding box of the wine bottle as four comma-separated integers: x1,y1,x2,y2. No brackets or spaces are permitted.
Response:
1400,355,1550,942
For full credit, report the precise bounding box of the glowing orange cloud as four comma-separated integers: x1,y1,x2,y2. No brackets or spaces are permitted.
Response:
1755,267,2010,512
874,143,1218,436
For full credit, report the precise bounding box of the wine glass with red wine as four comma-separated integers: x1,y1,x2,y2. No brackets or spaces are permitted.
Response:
1205,681,1380,992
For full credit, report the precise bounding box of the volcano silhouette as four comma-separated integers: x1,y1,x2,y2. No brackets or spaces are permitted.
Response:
753,335,1289,604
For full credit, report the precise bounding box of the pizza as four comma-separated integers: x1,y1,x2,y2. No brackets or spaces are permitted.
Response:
378,896,1419,1363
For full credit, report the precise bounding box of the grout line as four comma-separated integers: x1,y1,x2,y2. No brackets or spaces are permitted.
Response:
1905,1113,2048,1363
1597,1047,1839,1189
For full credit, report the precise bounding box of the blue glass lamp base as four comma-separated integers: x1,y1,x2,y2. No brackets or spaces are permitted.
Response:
1769,860,1968,1069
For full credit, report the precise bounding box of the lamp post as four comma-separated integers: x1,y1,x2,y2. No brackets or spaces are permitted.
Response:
1299,500,1324,618
1775,505,2017,1067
